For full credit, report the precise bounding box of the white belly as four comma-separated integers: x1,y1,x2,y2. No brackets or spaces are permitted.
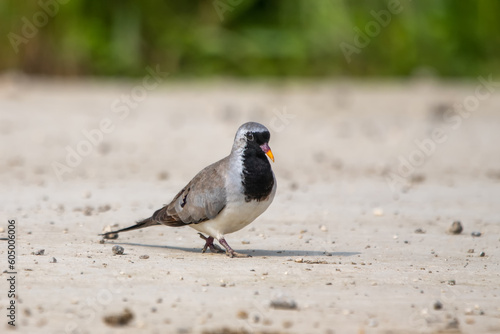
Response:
190,186,275,239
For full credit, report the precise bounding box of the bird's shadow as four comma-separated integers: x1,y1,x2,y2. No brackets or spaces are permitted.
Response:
105,241,360,258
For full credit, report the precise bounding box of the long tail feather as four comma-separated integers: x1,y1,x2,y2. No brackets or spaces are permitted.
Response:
100,217,159,238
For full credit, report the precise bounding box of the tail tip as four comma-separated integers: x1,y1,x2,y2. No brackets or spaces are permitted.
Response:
100,232,119,240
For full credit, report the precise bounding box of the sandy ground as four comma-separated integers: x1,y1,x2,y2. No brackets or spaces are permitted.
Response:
0,76,499,334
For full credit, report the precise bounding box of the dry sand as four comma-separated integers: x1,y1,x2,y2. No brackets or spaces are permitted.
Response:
0,77,499,334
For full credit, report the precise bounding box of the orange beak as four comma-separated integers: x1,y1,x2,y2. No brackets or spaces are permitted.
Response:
261,143,275,162
265,149,275,162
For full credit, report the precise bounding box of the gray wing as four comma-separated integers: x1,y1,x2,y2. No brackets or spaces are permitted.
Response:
151,158,228,226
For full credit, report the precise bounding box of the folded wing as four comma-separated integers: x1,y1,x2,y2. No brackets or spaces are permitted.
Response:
152,160,228,227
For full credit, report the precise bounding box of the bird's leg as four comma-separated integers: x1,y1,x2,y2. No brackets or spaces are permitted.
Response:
198,233,224,253
218,238,251,258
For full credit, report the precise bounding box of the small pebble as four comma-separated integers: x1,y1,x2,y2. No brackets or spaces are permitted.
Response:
270,298,297,310
446,318,460,329
0,227,5,233
448,221,463,234
157,171,169,180
50,257,57,263
103,308,134,327
373,208,384,216
112,245,124,255
294,258,303,263
83,206,94,216
447,280,456,286
34,249,45,256
433,300,443,310
479,252,485,257
98,205,111,213
236,310,248,319
467,249,474,253
319,225,328,232
471,231,481,237
414,228,426,234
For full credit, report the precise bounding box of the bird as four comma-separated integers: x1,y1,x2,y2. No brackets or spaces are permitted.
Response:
101,122,276,258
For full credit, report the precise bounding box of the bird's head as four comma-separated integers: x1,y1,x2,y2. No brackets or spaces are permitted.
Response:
233,122,274,162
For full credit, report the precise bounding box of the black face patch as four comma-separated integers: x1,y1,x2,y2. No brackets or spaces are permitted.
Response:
241,131,274,202
246,131,270,146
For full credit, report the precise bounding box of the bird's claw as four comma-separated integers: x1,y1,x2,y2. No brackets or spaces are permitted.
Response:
199,233,224,254
226,250,252,258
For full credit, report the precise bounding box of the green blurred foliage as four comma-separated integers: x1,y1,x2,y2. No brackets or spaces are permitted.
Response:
1,0,499,78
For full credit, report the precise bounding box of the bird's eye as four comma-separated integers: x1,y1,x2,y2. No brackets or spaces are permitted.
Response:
247,133,254,141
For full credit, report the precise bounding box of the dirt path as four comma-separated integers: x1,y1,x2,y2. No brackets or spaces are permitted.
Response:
1,78,499,333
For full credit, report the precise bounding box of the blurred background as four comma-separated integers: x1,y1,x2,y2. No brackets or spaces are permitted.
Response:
2,0,500,78
2,3,500,333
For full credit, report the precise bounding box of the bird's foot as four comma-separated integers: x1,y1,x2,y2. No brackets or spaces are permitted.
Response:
198,233,224,254
226,250,252,258
219,238,252,258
